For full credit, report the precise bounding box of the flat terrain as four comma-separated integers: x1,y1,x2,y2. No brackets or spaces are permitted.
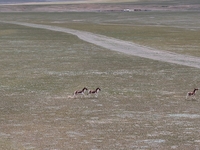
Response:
3,21,200,69
0,0,200,12
0,2,200,150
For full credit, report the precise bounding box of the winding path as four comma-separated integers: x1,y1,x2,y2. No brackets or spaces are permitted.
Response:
3,21,200,69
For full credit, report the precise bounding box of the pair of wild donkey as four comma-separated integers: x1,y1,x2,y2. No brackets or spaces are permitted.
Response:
69,87,101,98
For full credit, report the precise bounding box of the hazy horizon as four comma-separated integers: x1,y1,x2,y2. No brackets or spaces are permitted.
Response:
0,0,82,4
0,0,199,5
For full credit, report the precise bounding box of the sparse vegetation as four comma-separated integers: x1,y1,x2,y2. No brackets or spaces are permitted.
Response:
0,9,200,150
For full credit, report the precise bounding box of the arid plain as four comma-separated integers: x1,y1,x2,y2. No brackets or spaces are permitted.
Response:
0,0,200,149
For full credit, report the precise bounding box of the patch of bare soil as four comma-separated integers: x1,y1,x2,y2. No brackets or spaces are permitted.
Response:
3,21,200,69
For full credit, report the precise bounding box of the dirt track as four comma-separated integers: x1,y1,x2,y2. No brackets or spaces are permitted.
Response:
3,21,200,69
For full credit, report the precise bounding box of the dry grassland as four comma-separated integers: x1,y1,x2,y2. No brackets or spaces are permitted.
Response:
0,3,200,150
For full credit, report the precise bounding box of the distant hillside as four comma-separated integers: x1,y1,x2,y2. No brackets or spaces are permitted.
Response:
0,0,43,4
0,0,77,4
0,0,199,12
0,0,199,5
